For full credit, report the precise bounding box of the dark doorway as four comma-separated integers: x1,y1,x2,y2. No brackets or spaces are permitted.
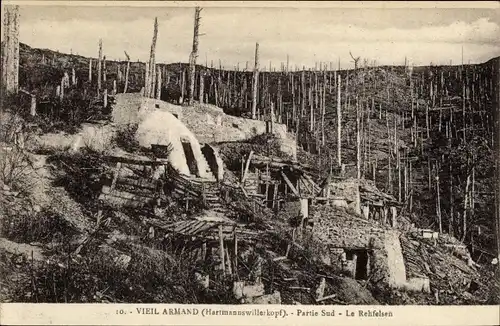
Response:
181,141,199,176
266,184,275,209
346,249,369,280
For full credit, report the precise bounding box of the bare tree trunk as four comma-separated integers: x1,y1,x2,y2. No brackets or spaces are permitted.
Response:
436,168,443,233
462,166,471,241
337,74,342,166
72,67,76,86
144,62,150,97
199,71,205,103
188,7,202,105
103,56,107,84
1,5,20,97
301,69,305,117
251,42,260,119
425,102,430,139
494,56,500,262
156,65,162,100
88,59,92,82
356,96,361,179
123,51,130,93
146,18,158,98
98,39,102,92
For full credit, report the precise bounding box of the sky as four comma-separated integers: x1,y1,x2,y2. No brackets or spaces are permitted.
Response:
2,1,500,69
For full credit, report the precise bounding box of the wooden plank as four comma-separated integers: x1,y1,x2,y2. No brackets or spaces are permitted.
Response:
100,186,154,201
190,220,212,234
116,178,156,191
175,221,197,234
281,171,299,196
303,173,320,191
98,193,144,208
300,177,312,194
105,155,164,166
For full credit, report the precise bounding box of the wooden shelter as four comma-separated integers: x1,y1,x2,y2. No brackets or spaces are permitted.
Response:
239,153,320,210
164,217,263,278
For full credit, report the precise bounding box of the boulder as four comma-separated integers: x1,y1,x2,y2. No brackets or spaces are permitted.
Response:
245,291,281,304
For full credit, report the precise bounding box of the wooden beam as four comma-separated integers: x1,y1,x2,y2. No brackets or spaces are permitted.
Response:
110,162,122,191
300,177,312,194
315,293,338,302
281,171,299,196
233,227,238,275
219,225,225,277
241,150,254,183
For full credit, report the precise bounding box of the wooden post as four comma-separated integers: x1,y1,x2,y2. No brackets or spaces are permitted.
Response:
218,225,225,277
251,42,260,119
233,228,238,275
1,5,20,96
30,95,36,116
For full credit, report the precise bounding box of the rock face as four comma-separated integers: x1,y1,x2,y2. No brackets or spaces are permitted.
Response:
384,231,407,289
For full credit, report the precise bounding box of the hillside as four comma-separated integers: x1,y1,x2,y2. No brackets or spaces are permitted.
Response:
0,42,499,305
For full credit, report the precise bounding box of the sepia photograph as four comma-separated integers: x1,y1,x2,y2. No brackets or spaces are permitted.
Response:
0,0,499,319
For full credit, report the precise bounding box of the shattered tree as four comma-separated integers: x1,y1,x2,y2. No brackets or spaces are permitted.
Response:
1,5,20,96
188,7,202,105
145,17,158,98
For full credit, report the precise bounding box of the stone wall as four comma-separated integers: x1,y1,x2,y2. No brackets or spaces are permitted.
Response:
309,206,408,288
384,230,407,288
153,100,297,160
329,180,361,215
111,94,297,160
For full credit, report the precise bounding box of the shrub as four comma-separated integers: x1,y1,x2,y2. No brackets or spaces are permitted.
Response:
47,147,112,211
1,207,76,244
113,123,140,153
